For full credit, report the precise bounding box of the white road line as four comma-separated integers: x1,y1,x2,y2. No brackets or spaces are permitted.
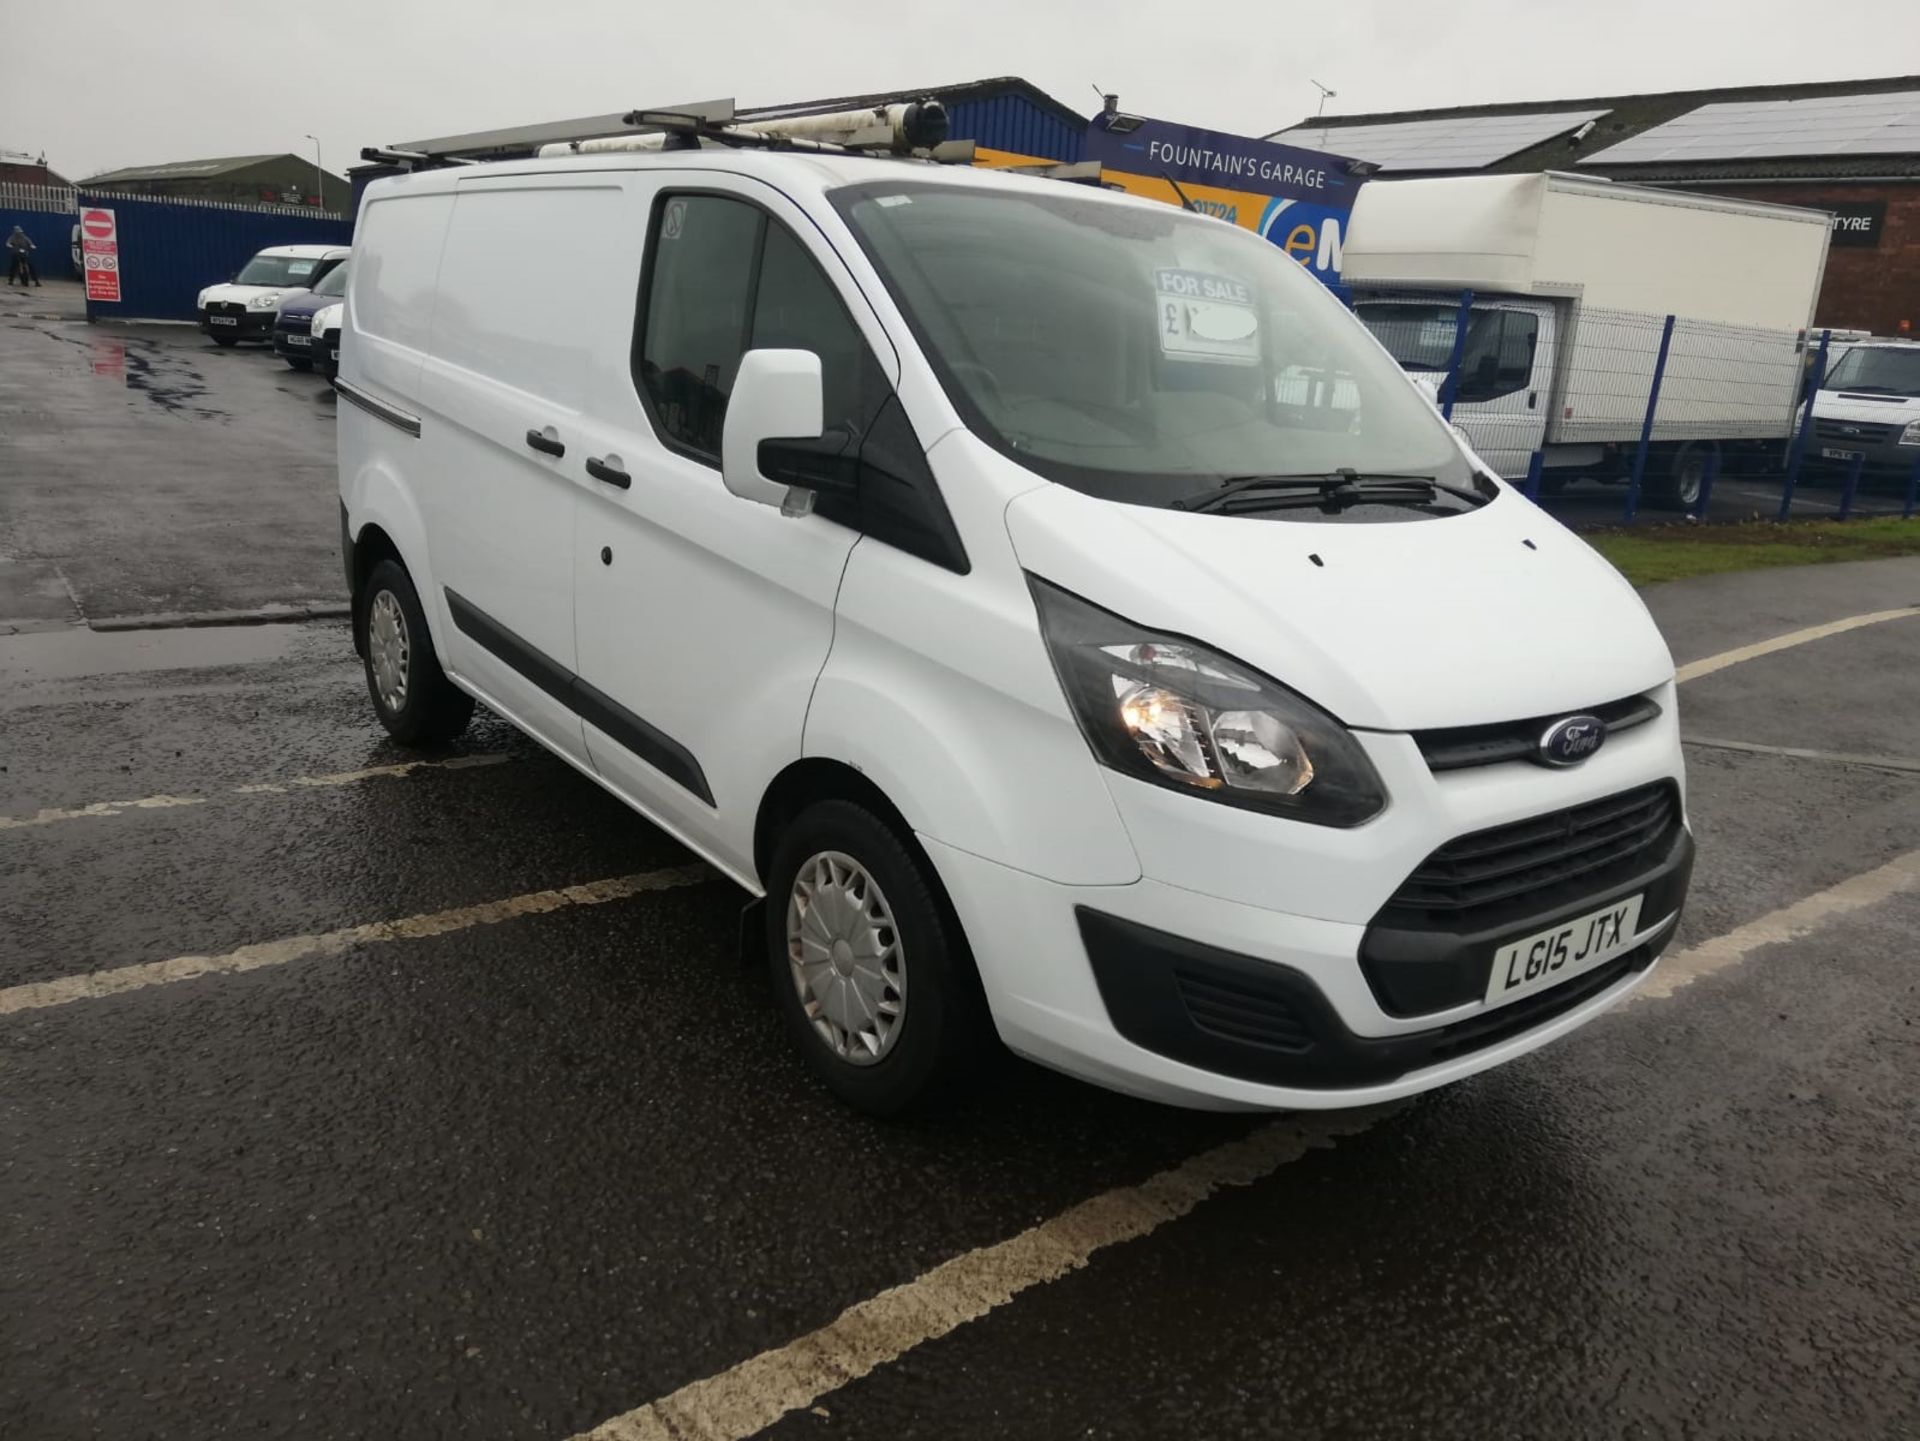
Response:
1683,736,1920,774
0,753,511,831
571,848,1920,1441
0,863,711,1016
1629,847,1920,1004
1674,606,1920,685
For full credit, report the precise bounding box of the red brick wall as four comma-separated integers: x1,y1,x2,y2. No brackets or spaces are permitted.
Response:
1704,182,1919,338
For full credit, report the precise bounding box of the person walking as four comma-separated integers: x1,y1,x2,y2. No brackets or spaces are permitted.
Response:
6,225,41,287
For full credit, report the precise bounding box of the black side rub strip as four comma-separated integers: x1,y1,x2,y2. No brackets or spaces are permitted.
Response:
443,588,714,806
332,379,422,437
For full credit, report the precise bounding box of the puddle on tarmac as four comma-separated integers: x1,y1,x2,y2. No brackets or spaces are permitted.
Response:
0,621,303,684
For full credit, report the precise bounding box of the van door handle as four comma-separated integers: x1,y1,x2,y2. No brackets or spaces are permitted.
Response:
525,429,565,458
586,456,631,489
1528,391,1537,410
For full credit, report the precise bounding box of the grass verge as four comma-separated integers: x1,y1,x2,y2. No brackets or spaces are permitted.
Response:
1586,517,1920,587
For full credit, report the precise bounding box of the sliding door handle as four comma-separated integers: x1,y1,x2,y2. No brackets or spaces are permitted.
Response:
525,428,565,458
586,456,631,489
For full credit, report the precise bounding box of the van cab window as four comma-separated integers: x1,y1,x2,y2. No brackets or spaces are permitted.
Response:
637,195,885,463
834,182,1470,510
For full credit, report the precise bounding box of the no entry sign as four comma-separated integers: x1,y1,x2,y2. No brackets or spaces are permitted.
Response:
80,207,121,303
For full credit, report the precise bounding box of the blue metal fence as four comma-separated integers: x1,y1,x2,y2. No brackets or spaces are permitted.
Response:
79,192,353,322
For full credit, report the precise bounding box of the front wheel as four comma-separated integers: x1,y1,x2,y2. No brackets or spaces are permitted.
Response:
209,334,237,348
766,800,985,1116
357,558,474,745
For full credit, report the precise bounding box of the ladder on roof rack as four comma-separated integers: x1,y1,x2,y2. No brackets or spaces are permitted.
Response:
537,100,975,163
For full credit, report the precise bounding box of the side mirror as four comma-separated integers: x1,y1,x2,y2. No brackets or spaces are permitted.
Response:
722,349,824,515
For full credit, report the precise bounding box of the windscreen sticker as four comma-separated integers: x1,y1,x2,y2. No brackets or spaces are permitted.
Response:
287,260,316,277
1419,318,1455,350
1155,268,1259,365
661,200,686,241
874,194,913,208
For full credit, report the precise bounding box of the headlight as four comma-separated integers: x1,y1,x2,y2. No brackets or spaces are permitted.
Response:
196,288,210,308
312,303,342,337
247,292,281,311
1030,578,1387,827
1900,420,1920,446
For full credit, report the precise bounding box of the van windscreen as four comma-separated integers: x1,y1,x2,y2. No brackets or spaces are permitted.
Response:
831,181,1468,510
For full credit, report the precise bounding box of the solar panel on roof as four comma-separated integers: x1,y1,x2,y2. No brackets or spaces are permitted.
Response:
1581,90,1920,164
1272,109,1609,170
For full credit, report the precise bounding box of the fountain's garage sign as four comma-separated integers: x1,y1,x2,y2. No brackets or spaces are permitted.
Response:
1081,113,1364,292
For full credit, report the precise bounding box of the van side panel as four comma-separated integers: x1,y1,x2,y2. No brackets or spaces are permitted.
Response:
410,177,629,768
348,189,453,407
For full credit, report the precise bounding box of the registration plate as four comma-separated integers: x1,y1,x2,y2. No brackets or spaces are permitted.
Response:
209,316,237,327
1820,446,1864,460
286,333,311,347
1486,894,1643,1008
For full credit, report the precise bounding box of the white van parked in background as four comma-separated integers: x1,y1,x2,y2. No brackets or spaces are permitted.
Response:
196,243,350,346
1801,339,1920,487
337,147,1692,1116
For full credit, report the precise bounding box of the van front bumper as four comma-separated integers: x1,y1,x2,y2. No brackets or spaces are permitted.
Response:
926,829,1689,1111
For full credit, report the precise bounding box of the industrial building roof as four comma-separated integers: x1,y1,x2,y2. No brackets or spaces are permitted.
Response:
1267,74,1920,182
80,153,291,185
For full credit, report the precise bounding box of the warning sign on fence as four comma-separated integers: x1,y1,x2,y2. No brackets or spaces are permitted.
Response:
80,207,120,303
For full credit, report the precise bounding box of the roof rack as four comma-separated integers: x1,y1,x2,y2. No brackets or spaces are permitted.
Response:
535,100,976,164
357,146,480,172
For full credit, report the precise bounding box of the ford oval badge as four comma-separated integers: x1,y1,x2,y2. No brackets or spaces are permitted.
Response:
1538,715,1606,767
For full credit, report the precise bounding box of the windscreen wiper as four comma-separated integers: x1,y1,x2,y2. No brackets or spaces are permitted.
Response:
1173,470,1484,515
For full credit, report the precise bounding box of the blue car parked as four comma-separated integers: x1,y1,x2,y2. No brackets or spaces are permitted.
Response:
272,260,348,371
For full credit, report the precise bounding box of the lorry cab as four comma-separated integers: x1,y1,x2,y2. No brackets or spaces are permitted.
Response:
196,243,349,346
1804,339,1920,483
1353,296,1560,480
336,135,1691,1118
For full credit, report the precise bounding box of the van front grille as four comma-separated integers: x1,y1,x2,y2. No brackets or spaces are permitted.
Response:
1413,694,1660,772
1382,782,1680,922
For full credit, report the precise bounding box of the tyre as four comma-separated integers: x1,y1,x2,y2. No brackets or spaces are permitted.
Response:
285,356,313,372
210,334,237,347
357,557,474,745
1649,443,1711,511
766,799,985,1116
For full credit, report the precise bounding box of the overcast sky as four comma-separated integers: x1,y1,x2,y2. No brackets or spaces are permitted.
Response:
4,0,1918,182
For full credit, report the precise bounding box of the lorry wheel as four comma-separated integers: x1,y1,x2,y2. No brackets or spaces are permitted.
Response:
766,800,986,1116
357,558,474,745
1651,444,1711,511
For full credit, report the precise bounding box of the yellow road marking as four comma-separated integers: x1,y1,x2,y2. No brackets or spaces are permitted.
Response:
1675,606,1920,685
0,753,510,831
0,864,711,1016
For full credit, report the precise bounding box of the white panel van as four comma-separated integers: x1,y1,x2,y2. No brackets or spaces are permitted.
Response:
336,150,1692,1116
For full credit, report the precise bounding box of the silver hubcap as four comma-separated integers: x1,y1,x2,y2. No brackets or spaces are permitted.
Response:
368,590,410,714
1678,461,1704,505
787,851,905,1066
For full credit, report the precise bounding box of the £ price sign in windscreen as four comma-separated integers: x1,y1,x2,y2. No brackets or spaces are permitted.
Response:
80,207,121,303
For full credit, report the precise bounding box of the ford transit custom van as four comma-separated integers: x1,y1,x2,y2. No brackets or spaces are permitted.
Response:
336,148,1691,1116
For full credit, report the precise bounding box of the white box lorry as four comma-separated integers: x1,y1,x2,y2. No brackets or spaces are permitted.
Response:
1343,172,1831,508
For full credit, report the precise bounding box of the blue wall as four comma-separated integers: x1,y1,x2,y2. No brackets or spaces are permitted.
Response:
79,192,353,322
0,207,77,280
946,94,1086,163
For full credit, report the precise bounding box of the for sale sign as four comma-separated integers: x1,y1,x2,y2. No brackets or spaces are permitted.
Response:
80,207,121,303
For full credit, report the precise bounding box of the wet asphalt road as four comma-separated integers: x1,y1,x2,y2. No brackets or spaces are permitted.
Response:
4,290,1920,1440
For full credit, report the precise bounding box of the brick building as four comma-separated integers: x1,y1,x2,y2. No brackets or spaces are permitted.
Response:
1270,75,1920,337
